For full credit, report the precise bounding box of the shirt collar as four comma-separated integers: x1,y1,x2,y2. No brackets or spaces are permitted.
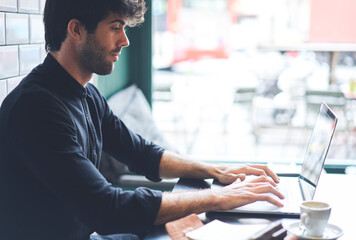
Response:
42,53,88,98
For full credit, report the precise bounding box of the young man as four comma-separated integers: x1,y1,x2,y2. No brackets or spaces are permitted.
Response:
0,0,284,239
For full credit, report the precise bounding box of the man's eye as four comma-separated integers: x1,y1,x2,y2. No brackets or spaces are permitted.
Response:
112,27,120,31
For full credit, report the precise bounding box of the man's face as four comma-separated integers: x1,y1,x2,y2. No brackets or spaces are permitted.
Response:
78,13,130,75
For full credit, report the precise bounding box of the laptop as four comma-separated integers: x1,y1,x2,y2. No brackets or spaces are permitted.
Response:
208,102,338,218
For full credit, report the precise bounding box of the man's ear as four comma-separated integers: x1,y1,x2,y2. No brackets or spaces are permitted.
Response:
67,19,86,41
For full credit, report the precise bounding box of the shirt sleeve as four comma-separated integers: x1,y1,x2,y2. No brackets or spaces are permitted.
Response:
93,85,165,182
10,92,162,236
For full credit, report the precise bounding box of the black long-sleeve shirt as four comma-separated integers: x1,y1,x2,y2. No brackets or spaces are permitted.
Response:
0,54,164,240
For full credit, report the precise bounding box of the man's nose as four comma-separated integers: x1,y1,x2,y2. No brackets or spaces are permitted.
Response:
119,31,130,48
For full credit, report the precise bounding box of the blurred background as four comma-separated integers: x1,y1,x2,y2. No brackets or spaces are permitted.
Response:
151,0,356,170
0,0,355,175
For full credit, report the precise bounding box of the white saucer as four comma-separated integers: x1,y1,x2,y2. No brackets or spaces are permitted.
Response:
287,222,343,240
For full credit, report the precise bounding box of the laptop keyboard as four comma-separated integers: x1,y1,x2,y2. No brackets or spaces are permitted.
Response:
277,178,292,206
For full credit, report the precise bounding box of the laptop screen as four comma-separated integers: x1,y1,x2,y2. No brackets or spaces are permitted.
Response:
299,102,338,200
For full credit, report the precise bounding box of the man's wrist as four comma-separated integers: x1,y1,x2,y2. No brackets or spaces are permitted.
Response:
205,163,225,180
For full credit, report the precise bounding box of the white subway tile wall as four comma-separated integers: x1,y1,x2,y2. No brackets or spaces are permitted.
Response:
39,0,45,13
0,79,6,105
30,14,44,43
0,45,19,78
0,12,5,45
0,13,4,44
19,44,41,74
18,0,40,13
5,13,29,44
7,75,23,93
40,43,46,59
0,0,17,12
0,0,45,105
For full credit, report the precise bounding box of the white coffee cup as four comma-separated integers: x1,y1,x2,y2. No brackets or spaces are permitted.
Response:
300,201,331,237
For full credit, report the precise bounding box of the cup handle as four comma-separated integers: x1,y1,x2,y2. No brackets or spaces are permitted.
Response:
301,212,309,228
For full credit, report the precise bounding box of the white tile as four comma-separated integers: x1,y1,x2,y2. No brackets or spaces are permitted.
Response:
39,0,45,13
0,45,19,78
7,75,22,94
0,0,17,12
18,0,39,13
40,43,46,61
5,13,29,44
30,14,44,43
0,79,7,106
19,44,41,75
0,13,4,45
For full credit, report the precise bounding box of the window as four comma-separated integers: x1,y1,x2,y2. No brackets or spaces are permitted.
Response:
152,0,356,170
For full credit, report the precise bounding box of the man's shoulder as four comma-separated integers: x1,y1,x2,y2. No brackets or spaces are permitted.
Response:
2,76,68,123
11,76,59,106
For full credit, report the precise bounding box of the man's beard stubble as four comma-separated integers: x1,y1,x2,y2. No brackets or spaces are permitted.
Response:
79,34,116,76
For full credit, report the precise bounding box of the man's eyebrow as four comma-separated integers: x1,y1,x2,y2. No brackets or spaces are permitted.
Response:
109,19,127,26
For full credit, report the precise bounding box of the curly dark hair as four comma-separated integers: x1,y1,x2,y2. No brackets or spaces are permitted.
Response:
43,0,147,52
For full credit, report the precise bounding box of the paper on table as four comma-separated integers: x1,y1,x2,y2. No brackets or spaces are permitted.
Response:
185,220,268,240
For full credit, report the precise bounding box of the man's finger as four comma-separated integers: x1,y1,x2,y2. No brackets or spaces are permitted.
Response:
236,173,246,181
243,182,285,199
245,175,278,187
253,193,284,207
242,166,268,177
247,164,280,183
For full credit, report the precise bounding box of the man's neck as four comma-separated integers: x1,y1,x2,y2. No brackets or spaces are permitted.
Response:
50,51,93,87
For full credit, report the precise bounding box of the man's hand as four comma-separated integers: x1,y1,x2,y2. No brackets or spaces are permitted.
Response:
214,175,285,210
215,163,280,185
158,151,280,186
156,152,285,225
155,174,284,225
